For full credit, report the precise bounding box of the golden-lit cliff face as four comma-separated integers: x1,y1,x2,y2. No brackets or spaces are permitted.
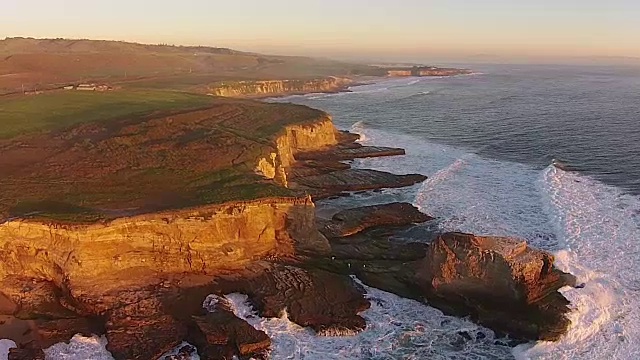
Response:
256,116,338,186
0,197,330,288
208,77,352,97
0,111,340,291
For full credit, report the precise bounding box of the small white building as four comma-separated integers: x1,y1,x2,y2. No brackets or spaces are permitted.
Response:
77,84,96,91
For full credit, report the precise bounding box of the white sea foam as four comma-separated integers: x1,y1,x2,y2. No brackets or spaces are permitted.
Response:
350,123,640,359
513,166,640,359
44,335,114,360
43,334,202,360
0,339,16,360
351,125,557,247
223,286,513,360
160,342,201,360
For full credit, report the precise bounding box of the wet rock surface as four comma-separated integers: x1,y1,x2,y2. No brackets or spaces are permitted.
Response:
295,145,405,161
106,314,187,360
294,169,427,197
416,232,576,341
319,202,434,239
8,346,45,360
190,295,270,359
287,131,427,199
217,262,370,336
312,203,575,343
35,317,102,349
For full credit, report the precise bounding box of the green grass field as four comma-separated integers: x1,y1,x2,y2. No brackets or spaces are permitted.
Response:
0,90,214,138
0,89,323,223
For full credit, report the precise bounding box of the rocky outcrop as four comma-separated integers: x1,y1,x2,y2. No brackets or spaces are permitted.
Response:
295,145,405,161
415,232,575,341
319,202,433,239
310,202,436,302
311,202,576,343
6,95,579,358
208,77,352,98
261,127,425,197
293,169,427,198
217,262,370,336
2,261,369,359
193,295,270,359
387,70,413,77
385,66,472,77
256,116,339,186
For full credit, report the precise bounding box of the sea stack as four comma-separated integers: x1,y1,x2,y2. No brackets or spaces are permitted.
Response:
416,232,577,341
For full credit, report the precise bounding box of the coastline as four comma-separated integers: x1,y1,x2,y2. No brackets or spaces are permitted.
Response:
0,67,577,360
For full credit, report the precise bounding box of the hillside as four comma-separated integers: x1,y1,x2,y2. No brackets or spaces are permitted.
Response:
0,37,376,95
0,92,339,223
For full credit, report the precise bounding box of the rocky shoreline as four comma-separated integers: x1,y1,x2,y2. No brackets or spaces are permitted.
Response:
0,113,577,359
206,77,353,99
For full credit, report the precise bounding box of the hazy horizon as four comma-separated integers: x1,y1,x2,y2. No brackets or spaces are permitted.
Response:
3,0,640,64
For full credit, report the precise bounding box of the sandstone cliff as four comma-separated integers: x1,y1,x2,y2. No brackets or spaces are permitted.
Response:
0,103,342,303
256,116,338,186
0,197,330,290
207,77,352,98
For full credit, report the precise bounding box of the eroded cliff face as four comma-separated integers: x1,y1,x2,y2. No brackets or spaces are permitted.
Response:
0,109,339,295
208,77,352,98
0,197,330,290
256,116,338,186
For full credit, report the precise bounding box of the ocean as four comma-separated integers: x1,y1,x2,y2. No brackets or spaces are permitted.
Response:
265,65,640,359
10,64,640,359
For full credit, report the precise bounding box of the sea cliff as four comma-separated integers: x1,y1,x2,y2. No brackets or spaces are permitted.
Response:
256,116,338,186
0,197,329,287
0,84,577,360
0,103,341,308
207,77,352,98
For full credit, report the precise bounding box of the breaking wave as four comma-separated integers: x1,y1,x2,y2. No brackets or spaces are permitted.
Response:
223,285,513,359
349,123,640,359
0,340,16,360
513,165,640,359
43,335,113,360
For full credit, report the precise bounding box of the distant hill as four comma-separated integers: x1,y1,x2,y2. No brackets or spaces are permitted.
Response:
0,37,375,95
0,37,245,55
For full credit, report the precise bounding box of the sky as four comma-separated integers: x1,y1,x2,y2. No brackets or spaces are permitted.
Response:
3,0,640,62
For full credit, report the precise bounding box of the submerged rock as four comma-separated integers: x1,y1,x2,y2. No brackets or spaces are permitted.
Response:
416,232,576,341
